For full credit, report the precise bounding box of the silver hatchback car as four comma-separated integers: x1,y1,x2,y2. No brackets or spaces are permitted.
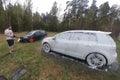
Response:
42,30,118,68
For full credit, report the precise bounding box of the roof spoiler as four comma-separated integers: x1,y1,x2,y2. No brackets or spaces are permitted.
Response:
105,32,112,35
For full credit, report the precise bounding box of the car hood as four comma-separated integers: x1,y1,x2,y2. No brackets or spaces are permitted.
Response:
44,37,53,40
42,37,53,43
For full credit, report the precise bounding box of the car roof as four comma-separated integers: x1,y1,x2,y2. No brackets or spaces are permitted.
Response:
65,30,111,34
30,30,45,33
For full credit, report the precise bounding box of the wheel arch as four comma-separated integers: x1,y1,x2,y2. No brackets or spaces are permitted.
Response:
42,42,51,53
42,42,51,47
85,52,108,66
42,39,53,51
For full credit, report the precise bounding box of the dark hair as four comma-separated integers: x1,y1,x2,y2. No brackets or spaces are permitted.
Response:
7,24,11,28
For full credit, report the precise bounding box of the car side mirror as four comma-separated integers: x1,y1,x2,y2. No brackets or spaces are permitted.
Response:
53,37,56,40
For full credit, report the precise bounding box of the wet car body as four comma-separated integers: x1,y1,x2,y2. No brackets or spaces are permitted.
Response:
42,30,118,68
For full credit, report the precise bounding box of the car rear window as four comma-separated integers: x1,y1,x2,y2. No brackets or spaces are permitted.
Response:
97,33,115,45
40,30,45,34
105,34,115,44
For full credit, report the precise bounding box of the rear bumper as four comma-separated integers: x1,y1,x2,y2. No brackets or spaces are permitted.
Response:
107,51,118,65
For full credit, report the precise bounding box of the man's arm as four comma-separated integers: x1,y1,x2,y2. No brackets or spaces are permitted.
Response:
4,33,12,37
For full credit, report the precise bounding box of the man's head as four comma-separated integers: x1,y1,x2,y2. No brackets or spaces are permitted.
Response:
8,25,12,30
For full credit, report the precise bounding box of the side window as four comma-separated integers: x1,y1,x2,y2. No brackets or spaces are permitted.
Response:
88,33,97,42
56,32,72,40
70,32,82,41
70,32,97,42
34,31,40,36
81,33,89,41
81,33,97,42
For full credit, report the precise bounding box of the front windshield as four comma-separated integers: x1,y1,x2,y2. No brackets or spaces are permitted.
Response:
26,31,34,36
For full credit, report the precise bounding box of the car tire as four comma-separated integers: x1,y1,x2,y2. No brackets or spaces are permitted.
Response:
42,43,51,53
86,53,107,68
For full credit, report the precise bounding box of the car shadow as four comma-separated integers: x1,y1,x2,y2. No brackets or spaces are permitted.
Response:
42,51,120,73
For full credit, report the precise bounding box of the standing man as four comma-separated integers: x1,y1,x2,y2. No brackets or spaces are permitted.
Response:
4,25,14,54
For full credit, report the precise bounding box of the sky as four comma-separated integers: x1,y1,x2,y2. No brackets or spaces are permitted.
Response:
11,0,120,15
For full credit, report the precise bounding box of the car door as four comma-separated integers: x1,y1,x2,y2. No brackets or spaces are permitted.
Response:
33,31,41,40
67,32,97,59
52,32,72,54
